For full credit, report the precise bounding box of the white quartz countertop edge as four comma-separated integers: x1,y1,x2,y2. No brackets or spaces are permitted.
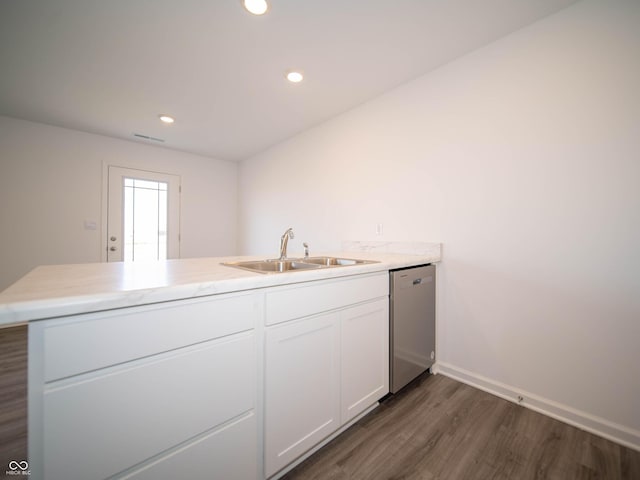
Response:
0,252,440,326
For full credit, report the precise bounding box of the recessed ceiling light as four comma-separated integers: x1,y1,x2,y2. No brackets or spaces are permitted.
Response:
286,71,304,83
159,114,175,124
242,0,268,15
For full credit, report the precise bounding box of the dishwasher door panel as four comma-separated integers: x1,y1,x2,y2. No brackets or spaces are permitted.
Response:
390,264,435,393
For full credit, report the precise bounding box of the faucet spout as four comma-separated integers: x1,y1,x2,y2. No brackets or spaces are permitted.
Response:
279,228,295,260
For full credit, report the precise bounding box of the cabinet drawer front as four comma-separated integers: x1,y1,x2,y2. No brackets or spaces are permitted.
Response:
43,333,255,480
265,272,388,326
44,292,259,381
125,412,257,480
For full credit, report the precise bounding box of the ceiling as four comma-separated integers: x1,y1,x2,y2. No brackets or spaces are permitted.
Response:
0,0,579,161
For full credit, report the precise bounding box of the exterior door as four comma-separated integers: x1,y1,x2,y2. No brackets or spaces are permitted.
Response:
106,166,180,262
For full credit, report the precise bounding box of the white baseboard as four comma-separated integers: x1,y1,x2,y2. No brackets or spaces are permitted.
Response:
433,362,640,452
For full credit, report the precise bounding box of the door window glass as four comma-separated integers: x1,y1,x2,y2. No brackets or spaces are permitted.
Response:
123,178,169,261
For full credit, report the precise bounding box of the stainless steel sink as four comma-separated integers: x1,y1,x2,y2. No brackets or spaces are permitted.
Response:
302,256,374,266
222,256,378,274
223,259,323,273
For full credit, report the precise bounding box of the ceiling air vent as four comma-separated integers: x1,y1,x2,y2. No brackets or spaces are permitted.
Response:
133,133,165,143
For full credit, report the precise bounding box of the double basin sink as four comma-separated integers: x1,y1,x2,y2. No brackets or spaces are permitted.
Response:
222,256,378,274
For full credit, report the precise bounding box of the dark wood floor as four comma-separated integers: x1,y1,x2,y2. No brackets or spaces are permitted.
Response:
283,373,640,480
0,324,28,471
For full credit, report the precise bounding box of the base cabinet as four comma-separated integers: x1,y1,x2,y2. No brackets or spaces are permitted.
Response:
29,292,260,480
264,273,389,478
27,271,391,480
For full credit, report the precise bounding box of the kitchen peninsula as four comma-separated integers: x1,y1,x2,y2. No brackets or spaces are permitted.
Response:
0,247,441,480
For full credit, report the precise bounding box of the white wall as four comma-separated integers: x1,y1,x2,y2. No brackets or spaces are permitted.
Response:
239,0,640,447
0,116,238,291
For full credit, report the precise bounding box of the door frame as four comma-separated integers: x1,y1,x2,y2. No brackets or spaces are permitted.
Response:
101,163,181,262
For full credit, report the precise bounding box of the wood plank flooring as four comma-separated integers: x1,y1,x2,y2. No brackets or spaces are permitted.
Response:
0,325,28,471
283,373,640,480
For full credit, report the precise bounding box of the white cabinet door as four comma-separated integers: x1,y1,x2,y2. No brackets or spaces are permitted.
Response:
264,312,341,478
341,298,389,424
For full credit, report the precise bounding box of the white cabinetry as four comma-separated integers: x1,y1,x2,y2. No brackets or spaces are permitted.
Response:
27,269,392,480
264,273,389,478
265,312,341,475
341,298,389,424
28,292,260,480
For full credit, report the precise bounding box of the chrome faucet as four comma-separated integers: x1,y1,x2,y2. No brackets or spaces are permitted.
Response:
279,228,294,260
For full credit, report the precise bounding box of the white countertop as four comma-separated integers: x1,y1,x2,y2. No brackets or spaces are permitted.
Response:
0,250,440,326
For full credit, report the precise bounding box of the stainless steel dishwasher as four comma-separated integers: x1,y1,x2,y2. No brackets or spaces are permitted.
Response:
390,264,436,393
